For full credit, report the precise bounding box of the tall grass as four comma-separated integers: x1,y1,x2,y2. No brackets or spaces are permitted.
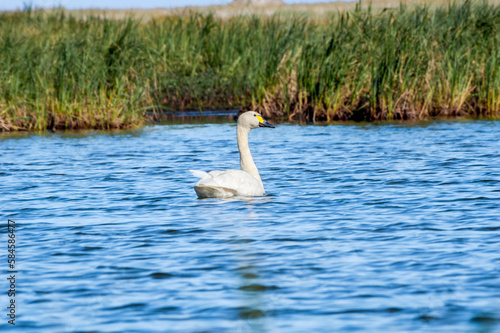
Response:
0,1,499,130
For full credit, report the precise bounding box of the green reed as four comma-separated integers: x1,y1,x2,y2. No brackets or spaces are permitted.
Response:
0,1,499,130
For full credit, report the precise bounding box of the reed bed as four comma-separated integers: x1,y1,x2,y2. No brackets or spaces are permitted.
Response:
0,1,499,130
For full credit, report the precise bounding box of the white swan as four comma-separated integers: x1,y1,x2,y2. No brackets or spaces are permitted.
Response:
190,111,275,199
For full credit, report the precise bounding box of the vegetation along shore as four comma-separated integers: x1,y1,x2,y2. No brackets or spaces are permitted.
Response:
0,1,499,131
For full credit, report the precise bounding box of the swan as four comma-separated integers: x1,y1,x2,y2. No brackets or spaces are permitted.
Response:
190,111,275,199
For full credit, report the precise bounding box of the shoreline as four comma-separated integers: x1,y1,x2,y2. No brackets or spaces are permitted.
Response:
2,115,498,137
3,112,498,135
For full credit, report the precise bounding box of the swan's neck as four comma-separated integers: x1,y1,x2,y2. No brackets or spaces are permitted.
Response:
237,124,263,188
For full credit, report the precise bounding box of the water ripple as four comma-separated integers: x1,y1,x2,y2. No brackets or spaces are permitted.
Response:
0,121,499,332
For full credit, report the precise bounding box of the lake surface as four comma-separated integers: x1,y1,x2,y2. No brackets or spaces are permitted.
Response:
1,120,499,332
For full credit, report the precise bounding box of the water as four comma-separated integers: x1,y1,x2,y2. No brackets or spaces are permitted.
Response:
1,120,499,332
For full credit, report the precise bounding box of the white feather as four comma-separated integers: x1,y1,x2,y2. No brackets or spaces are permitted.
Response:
189,170,209,180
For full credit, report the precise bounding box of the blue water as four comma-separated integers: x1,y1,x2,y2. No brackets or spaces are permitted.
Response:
1,120,499,332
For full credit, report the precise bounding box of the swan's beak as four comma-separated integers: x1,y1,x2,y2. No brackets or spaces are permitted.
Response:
258,119,275,128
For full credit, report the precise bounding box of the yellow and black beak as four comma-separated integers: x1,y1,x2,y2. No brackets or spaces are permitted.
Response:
257,115,275,128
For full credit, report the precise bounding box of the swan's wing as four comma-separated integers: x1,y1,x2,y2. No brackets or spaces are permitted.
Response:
191,169,239,198
189,170,226,179
208,170,226,177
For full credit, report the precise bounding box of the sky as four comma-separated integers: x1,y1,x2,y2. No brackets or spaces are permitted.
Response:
1,0,338,11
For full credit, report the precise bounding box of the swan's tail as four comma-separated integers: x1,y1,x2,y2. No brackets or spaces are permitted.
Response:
189,170,209,180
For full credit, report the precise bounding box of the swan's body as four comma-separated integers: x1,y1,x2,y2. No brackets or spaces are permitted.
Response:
190,111,275,199
191,169,264,198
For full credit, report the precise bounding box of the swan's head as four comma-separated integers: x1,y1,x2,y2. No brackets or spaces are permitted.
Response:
237,111,275,129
